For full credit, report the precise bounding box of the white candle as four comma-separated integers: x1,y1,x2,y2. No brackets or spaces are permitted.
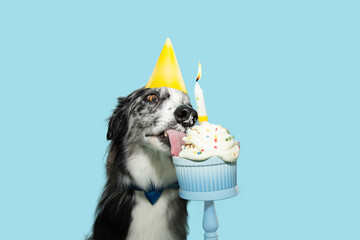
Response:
194,62,208,123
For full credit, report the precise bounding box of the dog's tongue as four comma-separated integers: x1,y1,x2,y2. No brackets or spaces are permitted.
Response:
165,129,186,157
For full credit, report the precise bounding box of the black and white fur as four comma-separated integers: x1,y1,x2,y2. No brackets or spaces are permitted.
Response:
88,87,197,240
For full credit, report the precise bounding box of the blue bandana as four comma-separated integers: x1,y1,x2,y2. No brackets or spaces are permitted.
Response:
131,182,179,205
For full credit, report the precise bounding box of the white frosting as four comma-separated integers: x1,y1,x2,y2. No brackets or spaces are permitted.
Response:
179,122,240,162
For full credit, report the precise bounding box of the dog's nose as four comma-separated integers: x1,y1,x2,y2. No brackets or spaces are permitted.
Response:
174,105,198,127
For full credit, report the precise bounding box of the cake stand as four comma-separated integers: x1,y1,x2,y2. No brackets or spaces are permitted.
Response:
173,156,238,240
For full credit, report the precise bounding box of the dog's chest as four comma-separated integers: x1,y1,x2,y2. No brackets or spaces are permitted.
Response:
127,189,177,240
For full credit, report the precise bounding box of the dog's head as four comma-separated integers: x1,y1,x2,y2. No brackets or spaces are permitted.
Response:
107,87,197,157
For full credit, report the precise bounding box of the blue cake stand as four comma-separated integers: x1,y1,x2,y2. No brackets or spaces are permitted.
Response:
173,156,239,240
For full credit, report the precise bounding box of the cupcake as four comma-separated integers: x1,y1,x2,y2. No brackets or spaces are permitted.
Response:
167,122,240,201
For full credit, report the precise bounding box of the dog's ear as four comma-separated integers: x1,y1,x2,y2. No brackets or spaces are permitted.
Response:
107,97,129,140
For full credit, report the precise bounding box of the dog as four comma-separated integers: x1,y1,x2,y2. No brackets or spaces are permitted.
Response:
87,86,198,240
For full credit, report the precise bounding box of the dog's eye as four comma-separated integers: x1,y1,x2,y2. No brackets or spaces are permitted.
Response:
146,94,159,102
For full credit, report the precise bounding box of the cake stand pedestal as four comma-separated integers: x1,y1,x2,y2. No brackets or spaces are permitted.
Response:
180,187,238,240
203,200,218,240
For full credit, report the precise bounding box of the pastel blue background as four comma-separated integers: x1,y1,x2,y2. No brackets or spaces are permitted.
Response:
1,1,359,239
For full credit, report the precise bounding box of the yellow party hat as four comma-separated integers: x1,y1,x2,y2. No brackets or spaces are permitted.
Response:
146,38,187,93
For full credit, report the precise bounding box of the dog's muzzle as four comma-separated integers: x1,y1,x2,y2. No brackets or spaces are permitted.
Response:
174,105,198,128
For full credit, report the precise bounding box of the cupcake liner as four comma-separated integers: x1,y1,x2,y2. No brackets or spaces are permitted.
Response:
172,156,238,201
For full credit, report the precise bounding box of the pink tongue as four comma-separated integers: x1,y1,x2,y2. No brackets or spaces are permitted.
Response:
165,129,186,157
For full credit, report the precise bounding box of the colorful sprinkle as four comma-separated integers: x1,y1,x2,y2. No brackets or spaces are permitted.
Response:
206,135,209,138
206,129,209,132
233,153,236,157
214,146,217,149
201,149,204,151
214,139,218,143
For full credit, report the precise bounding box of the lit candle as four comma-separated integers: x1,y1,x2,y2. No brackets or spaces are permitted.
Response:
194,62,208,123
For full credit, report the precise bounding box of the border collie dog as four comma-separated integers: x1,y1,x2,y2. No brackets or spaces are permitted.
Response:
88,87,198,240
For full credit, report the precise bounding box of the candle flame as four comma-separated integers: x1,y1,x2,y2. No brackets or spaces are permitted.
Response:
196,61,202,81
